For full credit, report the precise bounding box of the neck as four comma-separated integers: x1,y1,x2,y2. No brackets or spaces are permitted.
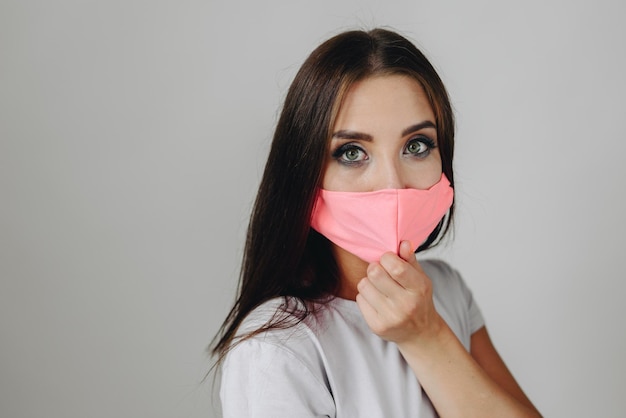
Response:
331,244,369,301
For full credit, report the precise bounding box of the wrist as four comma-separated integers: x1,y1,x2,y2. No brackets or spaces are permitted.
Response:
396,314,454,362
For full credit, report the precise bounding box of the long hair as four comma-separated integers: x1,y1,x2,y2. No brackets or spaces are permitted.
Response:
211,28,456,362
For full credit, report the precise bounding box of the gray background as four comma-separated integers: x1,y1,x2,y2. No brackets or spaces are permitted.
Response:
2,1,625,417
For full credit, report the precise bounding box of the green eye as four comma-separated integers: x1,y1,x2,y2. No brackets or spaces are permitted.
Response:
333,144,367,165
332,143,368,165
406,140,427,155
344,148,362,161
404,136,435,158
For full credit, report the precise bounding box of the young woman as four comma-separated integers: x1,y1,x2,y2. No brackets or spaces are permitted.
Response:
212,28,541,417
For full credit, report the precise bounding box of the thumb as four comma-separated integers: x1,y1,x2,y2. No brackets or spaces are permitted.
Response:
398,240,421,269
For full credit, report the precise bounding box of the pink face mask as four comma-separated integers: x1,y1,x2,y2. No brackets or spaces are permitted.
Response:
310,174,454,263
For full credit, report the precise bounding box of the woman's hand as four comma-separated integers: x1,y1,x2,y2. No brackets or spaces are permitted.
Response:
356,240,542,417
355,240,444,345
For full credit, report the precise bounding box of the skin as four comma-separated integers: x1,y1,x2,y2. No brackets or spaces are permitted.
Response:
323,75,541,417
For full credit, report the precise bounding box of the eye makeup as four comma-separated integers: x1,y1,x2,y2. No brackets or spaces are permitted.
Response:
331,142,368,165
404,135,437,158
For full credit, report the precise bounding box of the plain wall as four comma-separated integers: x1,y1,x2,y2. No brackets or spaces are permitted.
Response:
1,1,625,417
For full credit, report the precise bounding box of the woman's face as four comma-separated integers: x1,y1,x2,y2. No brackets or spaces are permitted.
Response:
323,75,442,192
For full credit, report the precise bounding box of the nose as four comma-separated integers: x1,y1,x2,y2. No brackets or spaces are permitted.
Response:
377,159,406,190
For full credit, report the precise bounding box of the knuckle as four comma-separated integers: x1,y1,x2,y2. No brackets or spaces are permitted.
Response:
379,252,394,264
367,263,382,277
388,263,406,278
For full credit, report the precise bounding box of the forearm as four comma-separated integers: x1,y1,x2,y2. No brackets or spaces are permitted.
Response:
397,319,541,418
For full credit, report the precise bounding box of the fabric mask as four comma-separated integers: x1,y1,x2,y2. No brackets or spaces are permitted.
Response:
310,173,454,263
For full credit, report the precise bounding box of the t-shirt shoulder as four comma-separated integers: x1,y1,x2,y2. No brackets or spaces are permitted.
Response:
221,333,335,417
221,298,335,417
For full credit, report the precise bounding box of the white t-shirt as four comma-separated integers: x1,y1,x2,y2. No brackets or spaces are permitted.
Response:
220,259,485,418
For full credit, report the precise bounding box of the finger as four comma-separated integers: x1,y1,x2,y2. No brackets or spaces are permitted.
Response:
379,251,416,290
366,262,404,298
398,240,421,270
357,276,390,310
355,292,387,338
355,291,379,319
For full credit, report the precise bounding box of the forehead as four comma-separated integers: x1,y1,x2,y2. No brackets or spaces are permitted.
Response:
333,75,435,132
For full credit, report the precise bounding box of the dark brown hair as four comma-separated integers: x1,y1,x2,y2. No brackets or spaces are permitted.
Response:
211,28,456,362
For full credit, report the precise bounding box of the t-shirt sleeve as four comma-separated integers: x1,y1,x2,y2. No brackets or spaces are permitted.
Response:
455,266,485,334
220,337,335,418
422,259,485,348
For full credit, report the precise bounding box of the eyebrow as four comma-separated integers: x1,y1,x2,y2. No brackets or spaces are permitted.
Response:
332,120,437,141
401,121,436,136
331,130,373,141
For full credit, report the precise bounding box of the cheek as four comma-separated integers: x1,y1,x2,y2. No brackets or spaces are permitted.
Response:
321,163,354,191
320,161,337,190
406,153,443,190
321,162,373,192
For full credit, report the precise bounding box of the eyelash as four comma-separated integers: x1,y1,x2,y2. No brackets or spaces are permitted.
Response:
404,136,436,157
331,135,437,165
331,143,367,165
